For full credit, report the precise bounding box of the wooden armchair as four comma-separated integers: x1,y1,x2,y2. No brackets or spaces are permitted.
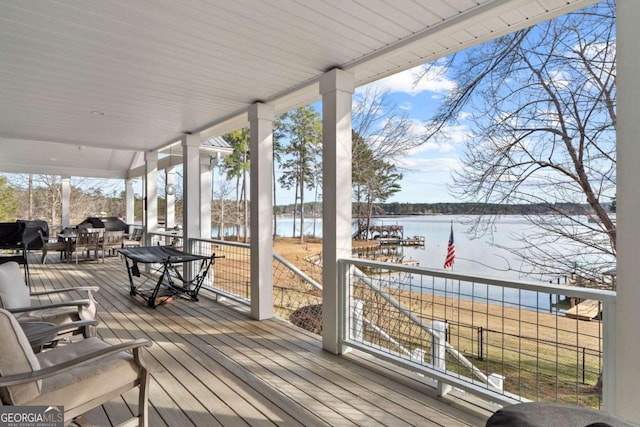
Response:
123,227,143,248
99,230,125,259
0,308,151,426
38,229,69,264
70,229,101,264
0,261,98,338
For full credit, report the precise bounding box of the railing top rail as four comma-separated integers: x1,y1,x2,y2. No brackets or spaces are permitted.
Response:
149,233,250,250
340,257,616,303
149,231,182,238
190,237,250,249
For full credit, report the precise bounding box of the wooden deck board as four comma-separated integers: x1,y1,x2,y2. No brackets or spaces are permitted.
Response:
22,254,490,426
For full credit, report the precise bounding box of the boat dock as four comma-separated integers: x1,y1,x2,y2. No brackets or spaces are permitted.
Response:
377,236,426,246
369,225,425,247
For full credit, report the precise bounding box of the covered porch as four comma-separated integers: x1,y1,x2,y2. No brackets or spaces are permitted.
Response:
1,0,640,424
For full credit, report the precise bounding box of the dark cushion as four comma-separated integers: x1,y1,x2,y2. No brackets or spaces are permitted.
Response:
486,403,637,427
17,220,49,250
0,222,25,249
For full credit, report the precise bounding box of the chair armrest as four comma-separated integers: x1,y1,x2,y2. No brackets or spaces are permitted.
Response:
0,339,152,387
30,286,99,296
25,319,99,342
8,300,92,314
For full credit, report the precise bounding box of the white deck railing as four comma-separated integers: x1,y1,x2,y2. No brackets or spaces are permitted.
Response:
338,258,616,410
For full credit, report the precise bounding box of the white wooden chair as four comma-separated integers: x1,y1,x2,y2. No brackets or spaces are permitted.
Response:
0,261,98,338
0,308,151,426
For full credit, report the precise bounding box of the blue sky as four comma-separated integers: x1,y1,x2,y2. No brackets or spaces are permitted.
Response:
274,63,466,206
362,65,464,204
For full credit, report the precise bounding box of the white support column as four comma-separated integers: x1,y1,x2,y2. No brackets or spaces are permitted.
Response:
125,178,135,228
200,155,212,240
61,176,71,229
144,151,158,245
165,166,176,230
615,2,640,422
249,102,274,320
320,68,355,354
182,134,201,252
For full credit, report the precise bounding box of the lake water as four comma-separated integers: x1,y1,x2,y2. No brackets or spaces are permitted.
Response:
270,214,592,313
273,214,552,280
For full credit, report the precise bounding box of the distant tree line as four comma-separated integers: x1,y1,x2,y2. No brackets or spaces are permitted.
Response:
0,174,129,225
273,201,614,217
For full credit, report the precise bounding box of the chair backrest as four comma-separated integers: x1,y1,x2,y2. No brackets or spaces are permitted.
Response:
75,230,100,248
130,227,143,241
0,262,30,308
103,230,125,246
0,308,41,405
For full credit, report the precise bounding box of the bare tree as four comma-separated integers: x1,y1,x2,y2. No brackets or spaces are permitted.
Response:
352,86,423,162
420,1,616,280
352,87,421,239
6,174,123,227
212,175,234,239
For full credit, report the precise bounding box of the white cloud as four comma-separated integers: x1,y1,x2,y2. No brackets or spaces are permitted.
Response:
547,69,570,89
405,121,470,156
398,156,462,173
458,111,471,120
364,64,455,96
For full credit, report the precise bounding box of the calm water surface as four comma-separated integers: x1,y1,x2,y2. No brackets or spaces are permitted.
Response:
273,215,548,278
270,214,586,312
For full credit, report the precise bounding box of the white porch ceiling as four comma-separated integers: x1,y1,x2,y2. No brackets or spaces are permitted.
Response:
0,0,597,179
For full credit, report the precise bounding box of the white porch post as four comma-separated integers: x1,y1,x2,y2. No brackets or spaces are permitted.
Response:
182,134,201,250
165,166,176,230
125,178,135,227
144,151,158,245
615,1,640,422
61,176,71,229
249,103,274,320
320,68,354,354
200,155,212,239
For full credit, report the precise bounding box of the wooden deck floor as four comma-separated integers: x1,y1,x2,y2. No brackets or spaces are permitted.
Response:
26,254,491,426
